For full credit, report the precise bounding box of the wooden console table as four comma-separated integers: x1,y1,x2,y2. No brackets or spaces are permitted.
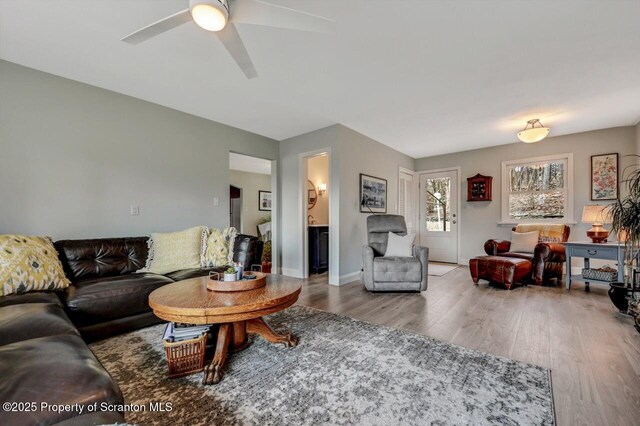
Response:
565,241,637,290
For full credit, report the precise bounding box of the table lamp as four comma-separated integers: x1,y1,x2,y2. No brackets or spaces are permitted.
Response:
581,205,611,243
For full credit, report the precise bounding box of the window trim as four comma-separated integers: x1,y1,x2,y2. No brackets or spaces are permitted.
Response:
500,153,574,224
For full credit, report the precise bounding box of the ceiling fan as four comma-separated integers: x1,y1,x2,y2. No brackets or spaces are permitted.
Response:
122,0,334,79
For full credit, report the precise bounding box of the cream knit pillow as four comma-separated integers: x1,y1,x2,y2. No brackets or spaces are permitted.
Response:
510,230,539,253
138,226,208,275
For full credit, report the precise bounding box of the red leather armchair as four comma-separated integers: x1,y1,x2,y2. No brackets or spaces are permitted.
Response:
484,225,570,286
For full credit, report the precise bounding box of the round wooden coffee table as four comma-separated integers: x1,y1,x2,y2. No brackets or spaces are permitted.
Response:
149,274,302,385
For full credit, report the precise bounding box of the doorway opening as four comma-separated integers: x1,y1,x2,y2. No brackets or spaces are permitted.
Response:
229,152,274,272
229,185,242,231
306,153,330,277
418,168,460,264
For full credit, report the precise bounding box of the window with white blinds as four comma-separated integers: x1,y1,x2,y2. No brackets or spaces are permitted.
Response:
398,171,414,234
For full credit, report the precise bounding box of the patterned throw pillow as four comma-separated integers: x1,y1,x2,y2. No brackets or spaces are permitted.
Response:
515,224,565,243
203,227,237,268
0,235,70,296
138,226,208,275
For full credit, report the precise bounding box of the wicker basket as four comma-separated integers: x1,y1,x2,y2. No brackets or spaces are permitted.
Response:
163,332,207,378
582,268,617,282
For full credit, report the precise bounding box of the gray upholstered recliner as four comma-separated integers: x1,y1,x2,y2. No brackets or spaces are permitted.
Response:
362,215,429,292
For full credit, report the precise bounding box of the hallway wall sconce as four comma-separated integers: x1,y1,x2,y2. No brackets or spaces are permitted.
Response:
318,182,327,195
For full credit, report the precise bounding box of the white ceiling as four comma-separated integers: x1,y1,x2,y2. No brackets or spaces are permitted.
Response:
229,152,271,175
1,0,640,158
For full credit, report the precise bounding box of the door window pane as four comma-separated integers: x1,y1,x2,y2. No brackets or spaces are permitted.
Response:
424,177,451,232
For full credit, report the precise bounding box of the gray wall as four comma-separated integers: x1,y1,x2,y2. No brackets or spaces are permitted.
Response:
279,126,340,282
278,124,414,284
338,126,415,280
0,60,278,239
636,123,640,155
229,170,271,236
414,126,637,265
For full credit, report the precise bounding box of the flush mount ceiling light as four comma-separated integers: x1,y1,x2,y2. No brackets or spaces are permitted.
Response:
517,119,550,143
190,0,229,32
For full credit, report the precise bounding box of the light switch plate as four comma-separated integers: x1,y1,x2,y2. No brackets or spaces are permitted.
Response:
213,197,220,207
130,204,140,216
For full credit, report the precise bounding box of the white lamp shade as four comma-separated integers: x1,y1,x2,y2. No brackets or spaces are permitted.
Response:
190,0,228,31
517,127,550,143
319,183,327,191
581,205,611,224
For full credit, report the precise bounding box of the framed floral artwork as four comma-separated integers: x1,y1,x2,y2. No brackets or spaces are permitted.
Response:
591,153,618,201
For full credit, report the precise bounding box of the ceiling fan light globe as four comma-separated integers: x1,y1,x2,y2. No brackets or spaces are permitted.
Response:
517,127,550,143
190,0,228,32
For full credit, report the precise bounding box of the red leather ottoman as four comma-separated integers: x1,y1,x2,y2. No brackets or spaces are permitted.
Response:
469,256,532,290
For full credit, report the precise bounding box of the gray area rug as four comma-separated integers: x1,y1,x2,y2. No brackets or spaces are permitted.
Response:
90,306,555,425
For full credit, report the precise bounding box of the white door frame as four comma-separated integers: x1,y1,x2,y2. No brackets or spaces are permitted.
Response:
270,159,279,274
398,166,417,234
229,151,279,273
416,166,462,265
299,148,338,285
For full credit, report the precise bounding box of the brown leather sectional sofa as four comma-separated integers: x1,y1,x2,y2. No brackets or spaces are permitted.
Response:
0,234,262,425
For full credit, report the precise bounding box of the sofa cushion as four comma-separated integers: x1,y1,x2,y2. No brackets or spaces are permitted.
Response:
139,226,208,275
232,234,263,270
384,232,415,257
0,303,79,346
0,235,70,296
0,291,63,308
63,273,174,326
0,335,123,426
55,237,149,281
501,252,534,261
514,224,567,243
510,230,539,253
203,227,237,267
373,256,422,282
164,267,223,282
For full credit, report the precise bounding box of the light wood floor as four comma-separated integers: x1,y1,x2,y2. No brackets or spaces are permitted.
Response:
296,267,640,426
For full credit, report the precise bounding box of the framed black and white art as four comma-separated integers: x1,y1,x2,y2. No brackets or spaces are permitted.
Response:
258,190,272,211
360,173,387,213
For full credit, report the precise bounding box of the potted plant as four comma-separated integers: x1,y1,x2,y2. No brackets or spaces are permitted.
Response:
224,267,237,282
608,155,640,313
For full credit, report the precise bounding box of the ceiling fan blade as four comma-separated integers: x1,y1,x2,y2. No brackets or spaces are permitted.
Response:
231,0,334,34
216,23,258,79
122,9,192,44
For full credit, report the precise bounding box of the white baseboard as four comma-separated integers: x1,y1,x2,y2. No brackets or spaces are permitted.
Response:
339,271,361,285
281,268,303,279
280,269,360,286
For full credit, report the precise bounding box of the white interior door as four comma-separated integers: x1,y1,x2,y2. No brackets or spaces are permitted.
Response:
419,170,458,263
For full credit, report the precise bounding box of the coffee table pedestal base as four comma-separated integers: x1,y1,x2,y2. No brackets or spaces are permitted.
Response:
203,318,298,385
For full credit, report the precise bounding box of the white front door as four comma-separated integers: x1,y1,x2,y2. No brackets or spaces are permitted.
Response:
419,170,458,263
